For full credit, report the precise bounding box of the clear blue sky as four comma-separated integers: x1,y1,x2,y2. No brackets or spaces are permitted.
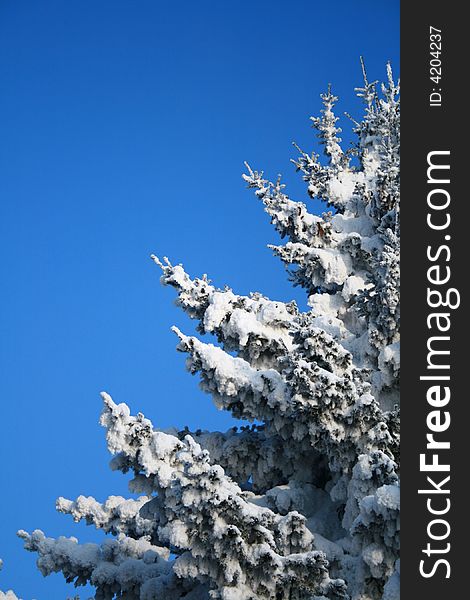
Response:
0,1,399,597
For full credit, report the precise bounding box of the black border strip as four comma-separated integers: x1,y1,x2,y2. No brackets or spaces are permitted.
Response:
401,3,466,596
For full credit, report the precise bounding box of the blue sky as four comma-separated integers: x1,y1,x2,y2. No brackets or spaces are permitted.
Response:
0,1,399,597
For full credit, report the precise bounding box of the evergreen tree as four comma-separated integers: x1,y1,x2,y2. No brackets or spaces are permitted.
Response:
2,63,400,600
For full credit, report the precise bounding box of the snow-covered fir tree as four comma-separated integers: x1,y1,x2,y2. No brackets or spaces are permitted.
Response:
2,63,399,600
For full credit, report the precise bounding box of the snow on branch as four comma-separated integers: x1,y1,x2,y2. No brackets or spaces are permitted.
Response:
242,163,329,245
18,529,176,600
152,255,296,367
98,393,347,599
56,495,156,541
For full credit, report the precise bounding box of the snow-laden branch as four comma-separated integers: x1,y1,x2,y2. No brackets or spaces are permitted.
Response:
56,495,156,541
311,86,345,167
99,393,348,599
152,255,296,368
172,329,397,466
18,530,177,600
242,164,330,245
172,426,322,493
